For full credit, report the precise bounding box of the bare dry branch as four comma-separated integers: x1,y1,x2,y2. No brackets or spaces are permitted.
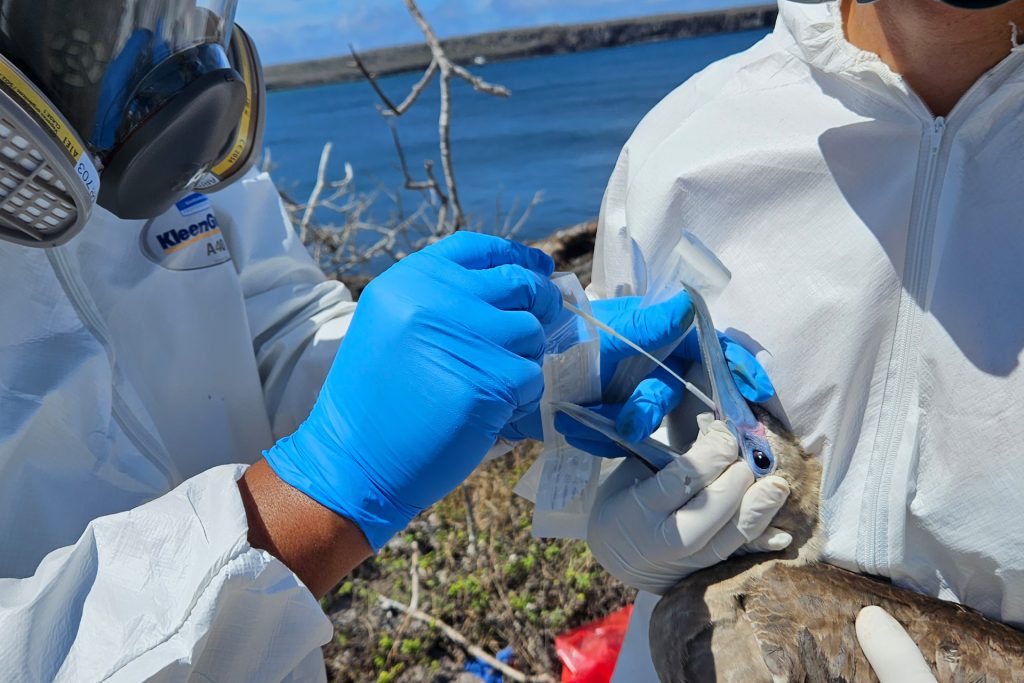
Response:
390,123,440,195
462,486,478,559
377,593,556,683
348,45,399,112
350,45,440,116
504,190,544,240
435,74,461,232
409,545,420,612
299,142,333,243
385,542,421,666
450,63,511,97
390,59,440,114
286,0,542,286
403,0,445,64
347,0,514,233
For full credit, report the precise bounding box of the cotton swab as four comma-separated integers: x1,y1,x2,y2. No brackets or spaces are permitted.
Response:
561,300,715,411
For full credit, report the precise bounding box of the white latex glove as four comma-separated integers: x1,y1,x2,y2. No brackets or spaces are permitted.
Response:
586,414,792,595
856,606,938,683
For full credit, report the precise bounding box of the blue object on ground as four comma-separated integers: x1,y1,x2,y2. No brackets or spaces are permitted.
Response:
464,646,514,682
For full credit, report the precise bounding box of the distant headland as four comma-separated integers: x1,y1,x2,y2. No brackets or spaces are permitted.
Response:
263,4,778,91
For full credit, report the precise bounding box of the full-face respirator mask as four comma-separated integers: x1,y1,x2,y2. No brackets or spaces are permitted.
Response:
0,0,265,247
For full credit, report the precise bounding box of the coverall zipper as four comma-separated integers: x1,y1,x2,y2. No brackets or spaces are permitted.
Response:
858,117,945,575
856,47,1024,575
46,248,180,485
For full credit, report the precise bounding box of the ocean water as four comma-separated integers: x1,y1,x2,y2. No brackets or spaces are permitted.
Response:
264,29,769,244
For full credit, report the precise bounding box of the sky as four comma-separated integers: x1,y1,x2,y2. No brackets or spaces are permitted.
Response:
235,0,755,65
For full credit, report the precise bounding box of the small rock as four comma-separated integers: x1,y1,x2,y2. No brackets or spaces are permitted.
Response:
385,535,409,552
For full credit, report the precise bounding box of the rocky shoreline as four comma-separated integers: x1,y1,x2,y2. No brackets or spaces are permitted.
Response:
265,5,777,91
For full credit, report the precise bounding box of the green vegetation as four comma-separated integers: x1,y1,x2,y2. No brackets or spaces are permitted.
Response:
320,441,635,681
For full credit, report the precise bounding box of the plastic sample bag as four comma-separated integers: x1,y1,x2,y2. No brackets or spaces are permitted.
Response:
513,272,602,539
555,605,634,683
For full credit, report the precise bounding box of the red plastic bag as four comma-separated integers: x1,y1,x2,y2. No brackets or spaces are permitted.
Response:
555,604,634,683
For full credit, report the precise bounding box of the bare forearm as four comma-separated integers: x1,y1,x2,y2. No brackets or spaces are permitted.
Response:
237,458,372,598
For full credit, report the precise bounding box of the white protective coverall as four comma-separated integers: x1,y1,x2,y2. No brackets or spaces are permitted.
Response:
598,2,1024,679
0,171,355,681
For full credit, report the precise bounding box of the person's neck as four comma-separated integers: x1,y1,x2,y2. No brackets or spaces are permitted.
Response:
843,0,1024,116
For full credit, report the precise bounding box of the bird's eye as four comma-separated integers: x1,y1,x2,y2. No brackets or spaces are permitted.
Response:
752,449,771,471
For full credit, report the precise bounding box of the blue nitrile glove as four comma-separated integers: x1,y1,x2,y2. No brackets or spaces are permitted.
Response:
501,293,773,453
499,293,691,442
555,296,773,458
610,326,773,442
264,233,562,550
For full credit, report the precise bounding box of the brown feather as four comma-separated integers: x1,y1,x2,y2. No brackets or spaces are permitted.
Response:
649,408,1024,682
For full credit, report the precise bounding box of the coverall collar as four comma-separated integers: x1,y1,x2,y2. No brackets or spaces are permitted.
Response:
775,0,1024,117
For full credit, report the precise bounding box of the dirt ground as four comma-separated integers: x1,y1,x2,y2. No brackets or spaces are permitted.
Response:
320,441,635,682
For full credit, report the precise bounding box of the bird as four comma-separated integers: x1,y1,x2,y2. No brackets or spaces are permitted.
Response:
648,407,1024,683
